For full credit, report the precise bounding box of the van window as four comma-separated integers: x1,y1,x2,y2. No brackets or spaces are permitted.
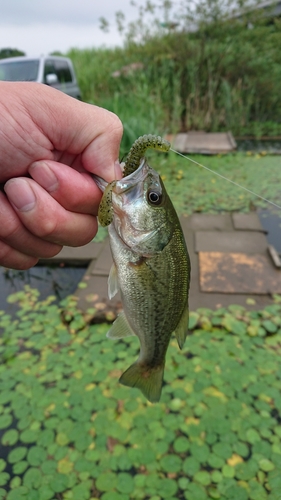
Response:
44,60,56,82
0,60,39,82
44,59,72,84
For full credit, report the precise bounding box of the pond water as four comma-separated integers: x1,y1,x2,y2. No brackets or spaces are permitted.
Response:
236,138,281,153
258,209,281,254
237,139,281,255
0,265,87,314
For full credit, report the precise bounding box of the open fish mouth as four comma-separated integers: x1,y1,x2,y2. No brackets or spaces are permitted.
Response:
93,158,146,191
115,159,146,191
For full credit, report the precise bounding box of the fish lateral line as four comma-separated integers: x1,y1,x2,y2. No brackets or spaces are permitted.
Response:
170,148,281,211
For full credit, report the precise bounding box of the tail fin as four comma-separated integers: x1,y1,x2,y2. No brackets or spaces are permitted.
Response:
119,362,164,403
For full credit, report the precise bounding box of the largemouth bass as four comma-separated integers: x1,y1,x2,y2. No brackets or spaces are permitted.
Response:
95,139,190,403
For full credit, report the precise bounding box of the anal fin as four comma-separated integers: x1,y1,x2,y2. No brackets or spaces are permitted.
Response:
174,305,189,350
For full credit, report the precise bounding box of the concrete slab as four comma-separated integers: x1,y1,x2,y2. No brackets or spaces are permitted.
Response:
92,239,113,276
77,265,122,320
195,231,268,254
199,252,281,294
232,213,265,232
186,214,233,231
40,241,103,265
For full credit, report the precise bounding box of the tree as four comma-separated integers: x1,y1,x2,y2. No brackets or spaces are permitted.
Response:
0,48,25,59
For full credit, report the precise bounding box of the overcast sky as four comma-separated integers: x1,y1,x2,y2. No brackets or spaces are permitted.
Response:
0,0,137,56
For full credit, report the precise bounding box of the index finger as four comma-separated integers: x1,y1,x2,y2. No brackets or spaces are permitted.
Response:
80,107,124,181
35,88,124,181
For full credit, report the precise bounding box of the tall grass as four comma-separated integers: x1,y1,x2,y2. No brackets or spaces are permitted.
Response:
68,17,281,139
68,47,168,154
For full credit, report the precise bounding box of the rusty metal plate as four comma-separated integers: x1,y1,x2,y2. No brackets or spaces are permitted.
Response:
199,252,281,294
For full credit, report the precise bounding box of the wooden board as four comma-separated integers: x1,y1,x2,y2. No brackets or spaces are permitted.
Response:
166,131,236,154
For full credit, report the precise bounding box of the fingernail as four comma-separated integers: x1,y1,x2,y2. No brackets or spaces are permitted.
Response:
29,162,59,192
4,179,36,212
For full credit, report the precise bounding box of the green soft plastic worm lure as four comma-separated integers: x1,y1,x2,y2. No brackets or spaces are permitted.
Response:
122,134,171,177
97,134,171,227
97,181,117,227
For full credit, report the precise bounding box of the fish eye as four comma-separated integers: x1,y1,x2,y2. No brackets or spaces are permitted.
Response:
147,189,162,206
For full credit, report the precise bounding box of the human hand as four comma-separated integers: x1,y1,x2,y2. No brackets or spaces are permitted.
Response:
0,82,123,270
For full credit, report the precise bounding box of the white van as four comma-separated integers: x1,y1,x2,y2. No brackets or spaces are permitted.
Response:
0,55,82,99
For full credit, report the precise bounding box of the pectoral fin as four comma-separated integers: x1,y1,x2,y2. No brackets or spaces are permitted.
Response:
106,312,136,339
108,263,119,299
174,305,189,350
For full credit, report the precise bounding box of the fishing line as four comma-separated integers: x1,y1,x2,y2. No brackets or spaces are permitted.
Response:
170,148,281,211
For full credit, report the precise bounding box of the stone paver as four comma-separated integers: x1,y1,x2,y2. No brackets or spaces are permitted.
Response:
195,231,268,254
187,213,234,231
40,241,103,265
92,240,113,276
232,212,265,232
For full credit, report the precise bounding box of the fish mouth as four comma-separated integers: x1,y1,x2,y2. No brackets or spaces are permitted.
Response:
114,159,147,194
91,174,107,192
92,158,146,194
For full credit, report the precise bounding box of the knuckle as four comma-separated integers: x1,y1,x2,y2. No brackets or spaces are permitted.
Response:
37,217,60,240
109,114,123,139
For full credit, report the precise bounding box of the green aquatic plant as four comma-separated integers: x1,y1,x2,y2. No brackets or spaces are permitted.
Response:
0,288,281,499
154,152,281,215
